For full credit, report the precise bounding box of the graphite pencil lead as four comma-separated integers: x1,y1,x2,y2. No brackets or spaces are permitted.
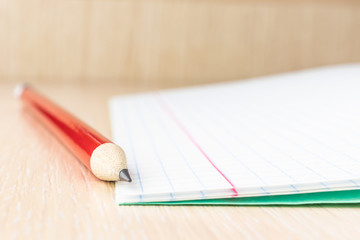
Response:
119,169,132,182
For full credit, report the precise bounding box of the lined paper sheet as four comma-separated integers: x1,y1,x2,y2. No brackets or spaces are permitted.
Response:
110,64,360,204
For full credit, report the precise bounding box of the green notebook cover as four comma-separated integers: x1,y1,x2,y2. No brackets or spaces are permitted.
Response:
120,190,360,206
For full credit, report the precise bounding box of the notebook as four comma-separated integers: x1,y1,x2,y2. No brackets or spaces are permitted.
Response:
109,64,360,205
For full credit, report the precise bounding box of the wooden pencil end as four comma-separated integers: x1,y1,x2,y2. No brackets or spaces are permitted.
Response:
90,143,128,181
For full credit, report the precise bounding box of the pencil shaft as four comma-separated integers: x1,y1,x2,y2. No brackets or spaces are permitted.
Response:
20,87,109,170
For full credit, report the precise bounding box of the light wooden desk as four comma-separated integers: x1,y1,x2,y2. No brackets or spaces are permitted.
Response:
1,83,360,240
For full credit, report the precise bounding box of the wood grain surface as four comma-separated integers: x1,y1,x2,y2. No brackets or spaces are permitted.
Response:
0,0,360,86
1,83,360,239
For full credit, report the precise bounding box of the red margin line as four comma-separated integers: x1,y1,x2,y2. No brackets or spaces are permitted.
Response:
155,94,238,196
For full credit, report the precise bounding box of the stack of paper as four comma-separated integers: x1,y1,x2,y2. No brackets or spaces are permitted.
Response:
110,64,360,205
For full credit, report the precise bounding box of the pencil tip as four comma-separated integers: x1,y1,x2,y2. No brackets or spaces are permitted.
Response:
119,169,132,182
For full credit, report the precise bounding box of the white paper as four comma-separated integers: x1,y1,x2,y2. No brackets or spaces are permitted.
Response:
110,64,360,204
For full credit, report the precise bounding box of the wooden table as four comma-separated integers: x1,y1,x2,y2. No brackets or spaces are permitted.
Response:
1,83,360,239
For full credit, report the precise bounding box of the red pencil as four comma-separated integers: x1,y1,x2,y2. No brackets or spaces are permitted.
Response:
15,84,131,182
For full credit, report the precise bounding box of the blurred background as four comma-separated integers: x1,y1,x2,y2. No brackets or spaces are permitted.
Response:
0,0,359,87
